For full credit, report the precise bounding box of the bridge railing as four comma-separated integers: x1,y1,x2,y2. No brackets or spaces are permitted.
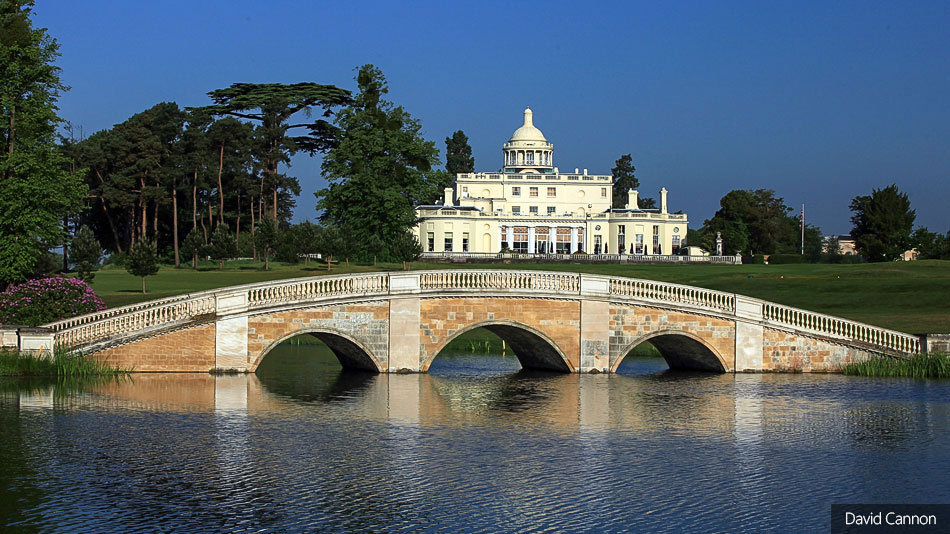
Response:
609,277,735,313
419,271,580,293
247,272,390,309
762,301,920,354
49,294,216,347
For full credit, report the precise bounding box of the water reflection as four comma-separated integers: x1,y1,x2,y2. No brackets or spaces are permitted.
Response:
0,346,948,532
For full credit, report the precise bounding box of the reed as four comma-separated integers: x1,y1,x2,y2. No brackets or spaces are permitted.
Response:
0,347,131,377
841,352,950,379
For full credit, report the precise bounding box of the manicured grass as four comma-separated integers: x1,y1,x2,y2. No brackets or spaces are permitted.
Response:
0,347,131,377
83,259,950,334
842,352,950,379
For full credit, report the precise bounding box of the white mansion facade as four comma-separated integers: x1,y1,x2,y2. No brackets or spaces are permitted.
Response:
415,108,688,257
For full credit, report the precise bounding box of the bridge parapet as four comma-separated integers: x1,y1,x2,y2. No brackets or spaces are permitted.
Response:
761,300,919,354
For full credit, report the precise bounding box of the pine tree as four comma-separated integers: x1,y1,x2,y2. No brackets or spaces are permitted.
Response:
255,216,279,270
445,130,474,175
70,225,101,282
126,238,159,293
209,223,237,270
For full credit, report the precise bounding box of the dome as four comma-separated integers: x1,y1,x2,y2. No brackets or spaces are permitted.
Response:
508,107,547,143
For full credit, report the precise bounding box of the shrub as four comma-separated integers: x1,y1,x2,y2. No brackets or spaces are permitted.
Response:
768,254,807,264
753,254,765,264
0,277,106,326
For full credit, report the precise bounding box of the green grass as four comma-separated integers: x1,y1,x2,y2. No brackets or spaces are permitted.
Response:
842,352,950,379
0,347,131,377
82,259,950,334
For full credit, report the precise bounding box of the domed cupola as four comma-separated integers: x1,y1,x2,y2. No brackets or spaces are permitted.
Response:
503,107,554,173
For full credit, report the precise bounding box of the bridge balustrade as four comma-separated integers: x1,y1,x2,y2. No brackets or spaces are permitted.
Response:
609,278,735,312
762,302,920,354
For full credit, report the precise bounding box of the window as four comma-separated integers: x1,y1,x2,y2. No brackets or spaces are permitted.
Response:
526,152,534,165
462,186,468,196
618,225,626,253
512,186,521,197
547,206,556,215
652,226,660,255
672,235,681,255
529,186,538,197
513,227,528,252
556,227,572,254
511,206,521,215
635,234,644,255
529,206,539,214
594,235,602,254
462,232,470,252
444,232,453,252
427,232,435,252
601,187,607,198
547,187,556,197
536,227,549,254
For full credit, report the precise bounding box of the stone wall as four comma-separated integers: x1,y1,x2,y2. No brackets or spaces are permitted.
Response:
608,305,736,371
94,323,216,372
419,297,581,371
247,302,390,371
762,327,871,372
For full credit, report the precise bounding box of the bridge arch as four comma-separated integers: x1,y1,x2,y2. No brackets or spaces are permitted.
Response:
612,330,728,373
422,320,574,373
251,327,383,373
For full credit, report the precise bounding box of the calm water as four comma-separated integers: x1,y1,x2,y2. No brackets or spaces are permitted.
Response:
1,343,948,533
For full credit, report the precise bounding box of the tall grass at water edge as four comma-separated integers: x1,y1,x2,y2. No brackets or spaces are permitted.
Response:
0,347,131,377
842,352,950,379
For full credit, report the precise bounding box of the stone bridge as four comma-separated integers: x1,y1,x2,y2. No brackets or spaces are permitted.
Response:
12,270,921,374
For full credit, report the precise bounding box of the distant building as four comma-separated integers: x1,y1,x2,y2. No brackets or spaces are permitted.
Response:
415,108,687,256
826,235,858,255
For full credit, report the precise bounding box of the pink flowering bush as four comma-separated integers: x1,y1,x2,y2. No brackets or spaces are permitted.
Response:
0,277,106,327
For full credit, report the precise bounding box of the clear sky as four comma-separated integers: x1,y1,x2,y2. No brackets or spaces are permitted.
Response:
33,0,950,234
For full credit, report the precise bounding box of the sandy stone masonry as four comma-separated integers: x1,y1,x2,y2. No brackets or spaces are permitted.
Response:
15,270,923,374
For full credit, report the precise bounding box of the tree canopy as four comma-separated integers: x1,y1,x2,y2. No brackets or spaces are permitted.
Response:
0,0,86,286
316,65,444,260
200,82,351,221
698,189,820,256
445,130,474,175
850,184,916,262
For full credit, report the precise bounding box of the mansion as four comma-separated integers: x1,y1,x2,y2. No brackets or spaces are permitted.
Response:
415,108,688,257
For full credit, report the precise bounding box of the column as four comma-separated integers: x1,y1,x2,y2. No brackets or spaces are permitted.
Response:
506,226,514,250
498,226,503,252
549,227,556,254
528,226,536,254
570,227,578,253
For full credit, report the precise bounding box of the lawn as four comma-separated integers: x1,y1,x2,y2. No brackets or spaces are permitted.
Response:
86,259,950,334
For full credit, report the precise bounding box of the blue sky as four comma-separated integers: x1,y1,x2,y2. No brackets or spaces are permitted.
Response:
34,0,950,234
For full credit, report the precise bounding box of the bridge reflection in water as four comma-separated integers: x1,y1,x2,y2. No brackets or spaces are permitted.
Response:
7,338,948,533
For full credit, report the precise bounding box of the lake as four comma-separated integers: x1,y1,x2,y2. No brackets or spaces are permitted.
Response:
1,341,948,532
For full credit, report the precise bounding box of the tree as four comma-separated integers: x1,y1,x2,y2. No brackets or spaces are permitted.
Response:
255,216,279,270
294,220,319,264
911,227,950,260
850,184,915,262
209,223,237,270
315,225,342,272
316,65,443,261
200,81,351,222
391,230,422,270
0,0,86,286
180,226,205,268
126,238,159,293
445,130,474,175
70,224,101,282
611,154,638,208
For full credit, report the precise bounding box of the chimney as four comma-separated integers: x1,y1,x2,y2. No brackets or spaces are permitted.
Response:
583,168,588,175
574,168,579,174
626,189,639,210
444,187,454,206
660,187,668,214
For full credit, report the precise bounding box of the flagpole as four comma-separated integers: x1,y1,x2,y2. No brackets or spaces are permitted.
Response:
800,203,805,255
